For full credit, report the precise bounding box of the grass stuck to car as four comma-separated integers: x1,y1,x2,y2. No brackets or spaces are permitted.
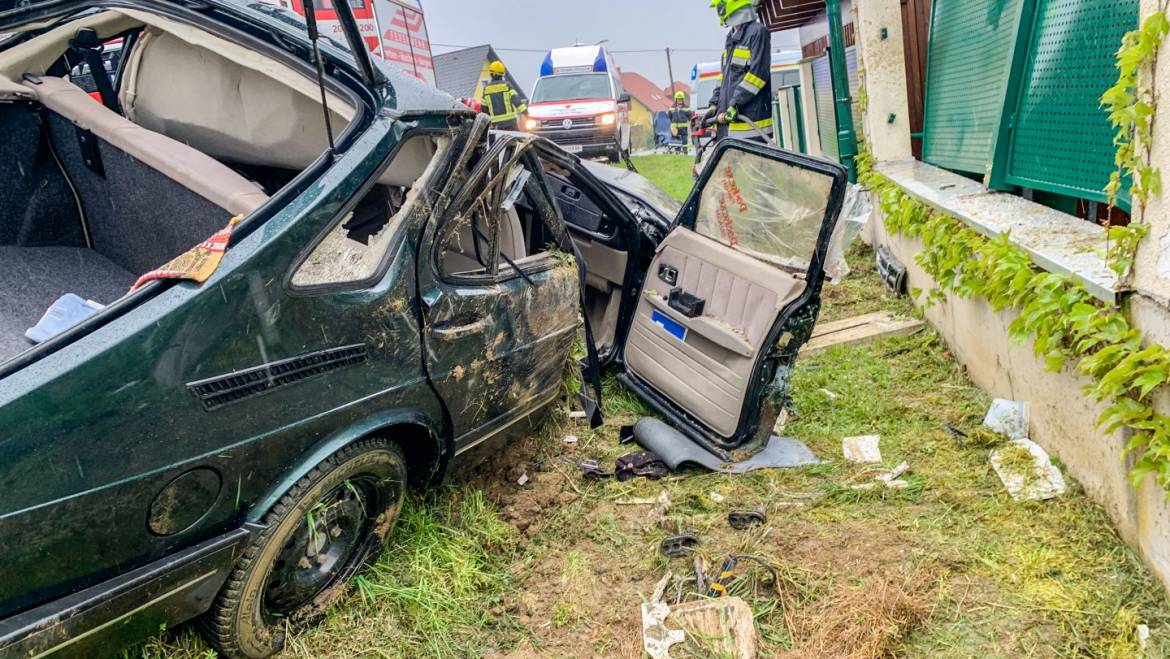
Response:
0,0,851,650
121,157,1170,658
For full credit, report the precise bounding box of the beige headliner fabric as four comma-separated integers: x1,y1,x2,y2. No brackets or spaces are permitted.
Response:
0,9,363,176
25,75,268,216
0,12,143,83
120,26,352,172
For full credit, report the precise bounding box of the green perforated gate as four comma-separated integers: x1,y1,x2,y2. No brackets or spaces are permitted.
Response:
1004,0,1138,205
922,0,1025,174
811,47,860,163
812,54,838,160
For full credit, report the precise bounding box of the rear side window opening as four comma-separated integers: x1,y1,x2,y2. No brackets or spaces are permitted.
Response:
291,134,450,289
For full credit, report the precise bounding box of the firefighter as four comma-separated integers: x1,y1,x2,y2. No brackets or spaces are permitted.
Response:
483,60,527,131
668,90,691,150
704,0,773,143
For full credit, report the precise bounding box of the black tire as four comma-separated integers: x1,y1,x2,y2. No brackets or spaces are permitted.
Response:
606,149,621,164
202,437,407,658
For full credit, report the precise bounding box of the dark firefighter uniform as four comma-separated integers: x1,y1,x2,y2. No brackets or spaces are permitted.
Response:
707,18,772,142
668,92,690,147
483,61,527,131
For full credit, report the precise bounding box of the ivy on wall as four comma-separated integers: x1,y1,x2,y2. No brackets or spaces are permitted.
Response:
859,162,1170,490
852,11,1170,492
1102,7,1169,279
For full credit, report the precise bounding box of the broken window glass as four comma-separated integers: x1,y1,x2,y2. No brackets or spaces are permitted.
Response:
694,149,834,273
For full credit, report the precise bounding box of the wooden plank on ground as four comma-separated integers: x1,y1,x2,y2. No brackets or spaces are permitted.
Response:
800,311,925,355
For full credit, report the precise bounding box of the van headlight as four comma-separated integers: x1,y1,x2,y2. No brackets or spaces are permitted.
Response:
524,118,539,131
600,113,616,125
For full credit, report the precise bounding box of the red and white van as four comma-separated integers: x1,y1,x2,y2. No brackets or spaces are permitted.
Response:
522,45,631,162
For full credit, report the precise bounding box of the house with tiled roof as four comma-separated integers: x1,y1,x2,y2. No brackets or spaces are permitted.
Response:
433,45,526,105
618,71,672,150
664,81,690,106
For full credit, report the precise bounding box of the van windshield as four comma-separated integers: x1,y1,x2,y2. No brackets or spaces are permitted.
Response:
532,73,612,103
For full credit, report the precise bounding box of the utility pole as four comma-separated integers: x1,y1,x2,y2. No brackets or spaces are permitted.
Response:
665,47,676,91
826,0,858,182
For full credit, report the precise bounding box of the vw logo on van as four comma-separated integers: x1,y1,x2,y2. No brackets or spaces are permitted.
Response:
562,119,573,130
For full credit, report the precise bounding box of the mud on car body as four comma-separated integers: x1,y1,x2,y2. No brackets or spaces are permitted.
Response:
0,0,846,654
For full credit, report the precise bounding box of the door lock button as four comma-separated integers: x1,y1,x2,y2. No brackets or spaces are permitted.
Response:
658,265,678,286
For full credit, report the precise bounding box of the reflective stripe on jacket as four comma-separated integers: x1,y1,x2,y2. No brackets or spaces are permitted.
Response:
707,19,772,140
484,76,527,124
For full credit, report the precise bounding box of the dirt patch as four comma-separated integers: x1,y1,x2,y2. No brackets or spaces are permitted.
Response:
780,569,934,659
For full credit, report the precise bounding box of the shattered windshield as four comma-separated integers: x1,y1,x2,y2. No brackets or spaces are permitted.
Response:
532,73,612,103
694,149,834,272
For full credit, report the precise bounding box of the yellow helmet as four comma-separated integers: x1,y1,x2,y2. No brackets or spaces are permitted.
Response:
489,60,506,77
711,0,757,26
674,90,686,101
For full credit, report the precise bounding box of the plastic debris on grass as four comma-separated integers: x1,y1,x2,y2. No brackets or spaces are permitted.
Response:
641,571,757,658
842,435,882,463
990,439,1067,501
983,398,1030,440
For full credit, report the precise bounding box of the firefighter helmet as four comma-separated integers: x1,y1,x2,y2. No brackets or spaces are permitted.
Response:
710,0,759,25
489,60,506,77
674,90,686,101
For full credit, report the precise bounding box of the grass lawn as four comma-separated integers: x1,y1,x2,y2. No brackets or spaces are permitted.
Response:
628,154,696,203
142,155,1170,658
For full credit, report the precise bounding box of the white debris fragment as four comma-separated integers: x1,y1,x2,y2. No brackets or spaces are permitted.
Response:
851,462,912,491
709,491,726,503
819,388,840,400
563,434,579,444
569,410,587,421
984,398,1030,440
772,408,790,434
1138,623,1151,651
990,439,1066,501
517,472,529,486
616,491,671,515
642,572,685,659
842,435,882,463
876,461,910,484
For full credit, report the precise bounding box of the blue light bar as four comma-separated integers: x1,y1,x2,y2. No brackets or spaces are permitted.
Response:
540,52,554,77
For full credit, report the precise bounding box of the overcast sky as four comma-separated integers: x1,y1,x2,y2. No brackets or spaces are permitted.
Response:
424,0,801,93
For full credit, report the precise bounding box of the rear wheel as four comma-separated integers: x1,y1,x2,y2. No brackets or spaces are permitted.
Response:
202,438,407,658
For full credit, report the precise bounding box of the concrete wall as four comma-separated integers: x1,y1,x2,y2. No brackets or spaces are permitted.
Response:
1135,0,1170,311
857,0,1170,590
854,0,912,161
871,207,1170,591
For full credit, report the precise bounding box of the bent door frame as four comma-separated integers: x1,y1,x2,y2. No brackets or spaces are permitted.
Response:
618,138,849,456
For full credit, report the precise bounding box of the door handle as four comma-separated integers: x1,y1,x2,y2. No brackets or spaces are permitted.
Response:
431,317,488,340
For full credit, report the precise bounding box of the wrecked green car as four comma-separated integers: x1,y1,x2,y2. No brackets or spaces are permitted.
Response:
0,1,846,656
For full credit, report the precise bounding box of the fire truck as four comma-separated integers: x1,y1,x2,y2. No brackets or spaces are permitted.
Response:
267,0,435,85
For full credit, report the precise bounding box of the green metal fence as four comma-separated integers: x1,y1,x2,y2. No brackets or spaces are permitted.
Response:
813,54,839,160
921,0,1026,175
1002,0,1138,205
922,0,1138,209
812,46,861,163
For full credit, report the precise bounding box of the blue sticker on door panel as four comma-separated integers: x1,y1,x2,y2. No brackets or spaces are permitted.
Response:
651,309,687,341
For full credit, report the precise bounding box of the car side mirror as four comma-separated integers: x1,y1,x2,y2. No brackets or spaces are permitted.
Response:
617,93,631,104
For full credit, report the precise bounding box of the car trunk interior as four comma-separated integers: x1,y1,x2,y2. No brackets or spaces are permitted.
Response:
0,9,357,363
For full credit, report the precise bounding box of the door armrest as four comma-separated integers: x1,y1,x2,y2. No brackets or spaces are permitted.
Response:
645,294,755,358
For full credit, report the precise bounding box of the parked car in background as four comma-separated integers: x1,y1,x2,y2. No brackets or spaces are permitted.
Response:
0,0,846,655
522,44,632,163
